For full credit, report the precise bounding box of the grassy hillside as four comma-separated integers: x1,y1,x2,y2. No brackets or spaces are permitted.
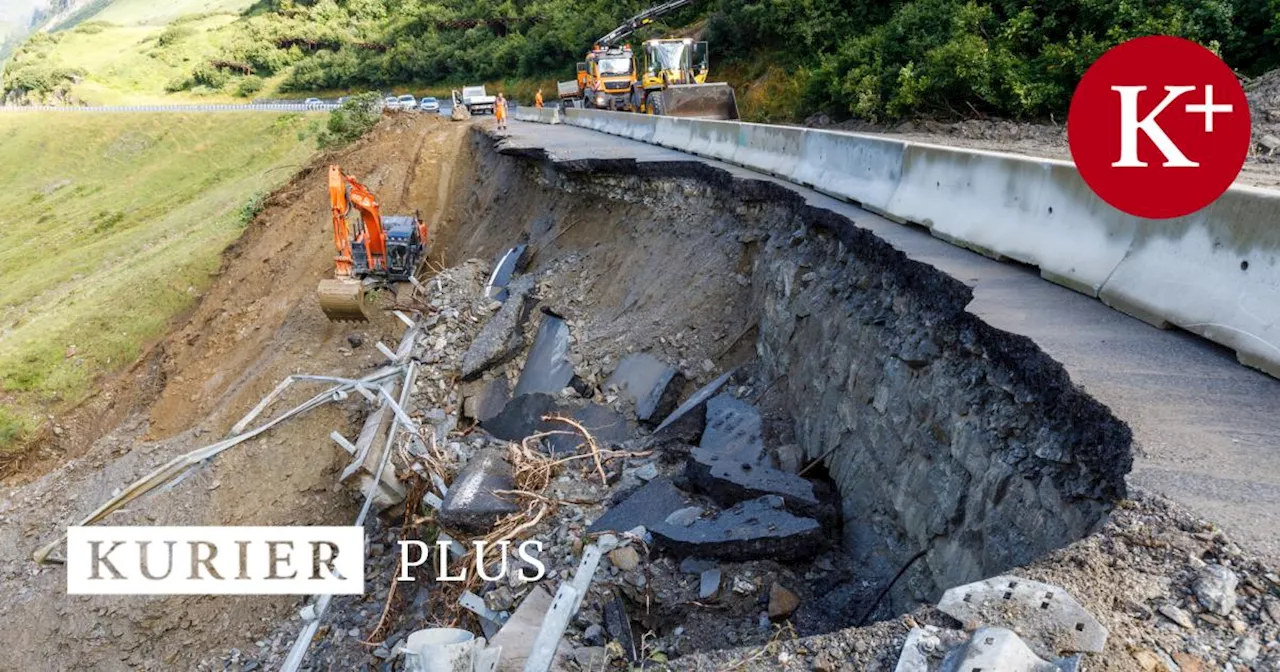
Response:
0,111,321,454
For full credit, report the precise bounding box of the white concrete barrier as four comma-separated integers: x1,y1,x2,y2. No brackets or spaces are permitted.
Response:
518,109,1280,378
1099,188,1280,377
886,143,1136,295
796,130,905,215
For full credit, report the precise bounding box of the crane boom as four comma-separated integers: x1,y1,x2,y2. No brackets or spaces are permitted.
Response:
596,0,694,47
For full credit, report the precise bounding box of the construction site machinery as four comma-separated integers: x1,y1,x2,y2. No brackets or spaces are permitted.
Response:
635,37,739,120
318,165,428,322
557,0,703,112
557,45,637,111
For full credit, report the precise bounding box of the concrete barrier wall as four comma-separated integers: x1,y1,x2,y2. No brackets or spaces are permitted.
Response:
519,109,1280,378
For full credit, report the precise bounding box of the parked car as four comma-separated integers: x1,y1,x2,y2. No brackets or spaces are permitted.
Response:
418,96,440,112
397,94,417,109
384,96,400,110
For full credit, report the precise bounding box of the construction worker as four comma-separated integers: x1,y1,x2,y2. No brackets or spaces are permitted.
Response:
534,89,544,109
495,93,508,130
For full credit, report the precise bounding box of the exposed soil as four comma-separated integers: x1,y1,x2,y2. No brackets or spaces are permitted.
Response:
0,112,472,670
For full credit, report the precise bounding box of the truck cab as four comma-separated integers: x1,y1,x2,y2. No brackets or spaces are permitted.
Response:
581,45,636,110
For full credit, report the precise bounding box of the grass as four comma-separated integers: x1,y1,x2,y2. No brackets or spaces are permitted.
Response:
46,13,250,105
0,111,322,455
90,0,255,27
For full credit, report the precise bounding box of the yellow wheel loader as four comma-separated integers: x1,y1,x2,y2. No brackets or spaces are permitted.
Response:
634,38,739,120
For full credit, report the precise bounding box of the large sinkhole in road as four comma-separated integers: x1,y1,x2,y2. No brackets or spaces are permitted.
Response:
437,128,1131,649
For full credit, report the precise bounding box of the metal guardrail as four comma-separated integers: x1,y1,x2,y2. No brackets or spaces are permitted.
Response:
0,103,336,113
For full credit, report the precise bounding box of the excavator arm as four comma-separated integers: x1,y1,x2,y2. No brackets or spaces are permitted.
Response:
596,0,694,47
320,164,383,322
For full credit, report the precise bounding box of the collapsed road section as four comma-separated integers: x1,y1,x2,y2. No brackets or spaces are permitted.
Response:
3,115,1278,671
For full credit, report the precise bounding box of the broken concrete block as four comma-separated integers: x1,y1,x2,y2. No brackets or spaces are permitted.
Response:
937,576,1107,656
895,626,1080,672
653,368,736,439
485,244,529,301
461,276,535,380
685,446,819,516
774,443,804,474
512,309,575,398
544,403,630,456
588,477,693,534
605,353,685,423
1260,134,1280,152
438,449,520,533
700,393,766,463
650,496,824,562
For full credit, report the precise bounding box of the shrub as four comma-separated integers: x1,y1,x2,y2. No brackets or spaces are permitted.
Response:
236,75,265,97
317,91,382,148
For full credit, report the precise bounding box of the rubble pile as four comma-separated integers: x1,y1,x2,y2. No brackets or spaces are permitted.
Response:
204,247,1279,671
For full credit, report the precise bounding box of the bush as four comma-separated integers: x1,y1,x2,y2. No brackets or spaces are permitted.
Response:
317,91,382,148
236,75,265,97
156,24,195,47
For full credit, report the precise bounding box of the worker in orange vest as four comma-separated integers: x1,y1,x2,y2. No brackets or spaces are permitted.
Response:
534,89,544,109
495,93,508,130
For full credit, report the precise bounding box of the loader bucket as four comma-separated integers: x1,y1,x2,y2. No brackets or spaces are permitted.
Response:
656,83,740,120
317,278,369,322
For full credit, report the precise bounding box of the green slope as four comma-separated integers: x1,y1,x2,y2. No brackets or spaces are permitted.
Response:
0,110,322,454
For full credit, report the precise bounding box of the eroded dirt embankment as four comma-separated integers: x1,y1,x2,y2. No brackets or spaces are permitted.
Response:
0,114,471,670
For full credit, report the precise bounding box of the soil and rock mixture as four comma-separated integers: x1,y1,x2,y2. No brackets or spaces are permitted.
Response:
0,112,1277,672
0,112,471,670
805,69,1280,190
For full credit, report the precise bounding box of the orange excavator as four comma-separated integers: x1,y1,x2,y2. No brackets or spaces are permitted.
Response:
317,165,428,322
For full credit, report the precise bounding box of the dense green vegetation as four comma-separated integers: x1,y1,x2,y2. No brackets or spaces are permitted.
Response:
4,0,1280,120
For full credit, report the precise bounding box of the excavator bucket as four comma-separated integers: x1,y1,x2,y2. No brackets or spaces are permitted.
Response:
656,83,739,120
317,278,369,322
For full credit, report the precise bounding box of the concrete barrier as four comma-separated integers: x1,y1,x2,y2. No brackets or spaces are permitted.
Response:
1099,188,1280,377
517,108,1280,378
515,107,559,124
795,130,906,215
886,143,1136,295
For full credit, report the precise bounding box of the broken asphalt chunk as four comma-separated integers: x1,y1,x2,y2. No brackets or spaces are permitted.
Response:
603,593,638,661
605,353,684,424
479,393,558,442
544,403,630,456
461,275,535,380
485,244,529,302
512,308,575,398
700,393,766,464
652,368,737,439
588,477,693,534
650,496,824,562
937,576,1107,656
438,449,520,534
462,377,510,424
685,446,819,518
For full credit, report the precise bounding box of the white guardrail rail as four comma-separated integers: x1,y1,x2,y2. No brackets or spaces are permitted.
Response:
515,105,1280,378
0,104,332,113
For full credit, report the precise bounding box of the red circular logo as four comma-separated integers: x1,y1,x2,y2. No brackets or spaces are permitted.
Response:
1067,36,1250,219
